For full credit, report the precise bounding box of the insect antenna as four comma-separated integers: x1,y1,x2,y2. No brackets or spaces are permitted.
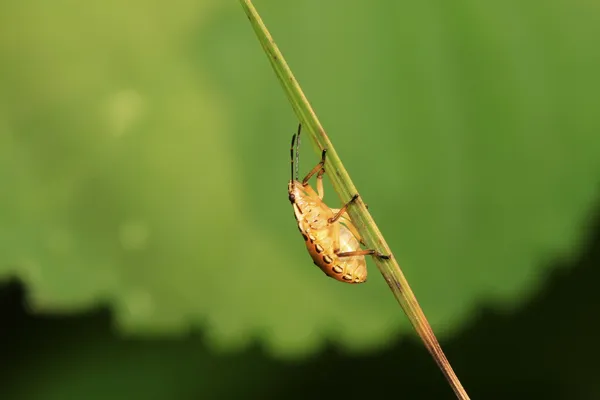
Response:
290,133,296,182
295,123,301,181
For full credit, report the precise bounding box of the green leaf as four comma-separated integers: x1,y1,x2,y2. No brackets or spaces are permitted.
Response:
1,0,599,376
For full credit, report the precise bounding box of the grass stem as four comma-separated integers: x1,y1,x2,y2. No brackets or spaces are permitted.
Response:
239,1,470,398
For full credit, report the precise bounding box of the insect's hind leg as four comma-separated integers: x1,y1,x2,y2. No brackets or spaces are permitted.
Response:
302,149,327,187
337,249,391,260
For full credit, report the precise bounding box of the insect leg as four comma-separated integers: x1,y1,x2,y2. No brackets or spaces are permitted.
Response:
337,249,391,260
302,149,327,186
328,194,359,224
337,215,366,246
332,215,341,253
329,208,364,243
316,168,325,199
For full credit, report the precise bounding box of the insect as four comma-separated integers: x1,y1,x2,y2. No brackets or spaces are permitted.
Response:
288,123,390,284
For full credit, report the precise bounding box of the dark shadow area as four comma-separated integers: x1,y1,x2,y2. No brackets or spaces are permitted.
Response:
1,202,599,399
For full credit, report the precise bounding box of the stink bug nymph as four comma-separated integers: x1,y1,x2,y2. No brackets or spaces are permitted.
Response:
288,123,390,284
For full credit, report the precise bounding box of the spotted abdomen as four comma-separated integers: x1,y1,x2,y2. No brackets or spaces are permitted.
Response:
301,223,367,284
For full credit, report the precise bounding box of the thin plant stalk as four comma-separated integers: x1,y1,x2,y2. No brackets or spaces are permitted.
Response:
238,1,470,398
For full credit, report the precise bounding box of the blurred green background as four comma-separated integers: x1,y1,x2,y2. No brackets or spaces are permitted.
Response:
1,0,600,398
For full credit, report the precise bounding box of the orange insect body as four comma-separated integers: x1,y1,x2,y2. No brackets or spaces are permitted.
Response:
289,181,366,283
288,124,390,284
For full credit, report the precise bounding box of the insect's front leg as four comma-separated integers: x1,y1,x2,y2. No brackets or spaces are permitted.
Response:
302,149,327,187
